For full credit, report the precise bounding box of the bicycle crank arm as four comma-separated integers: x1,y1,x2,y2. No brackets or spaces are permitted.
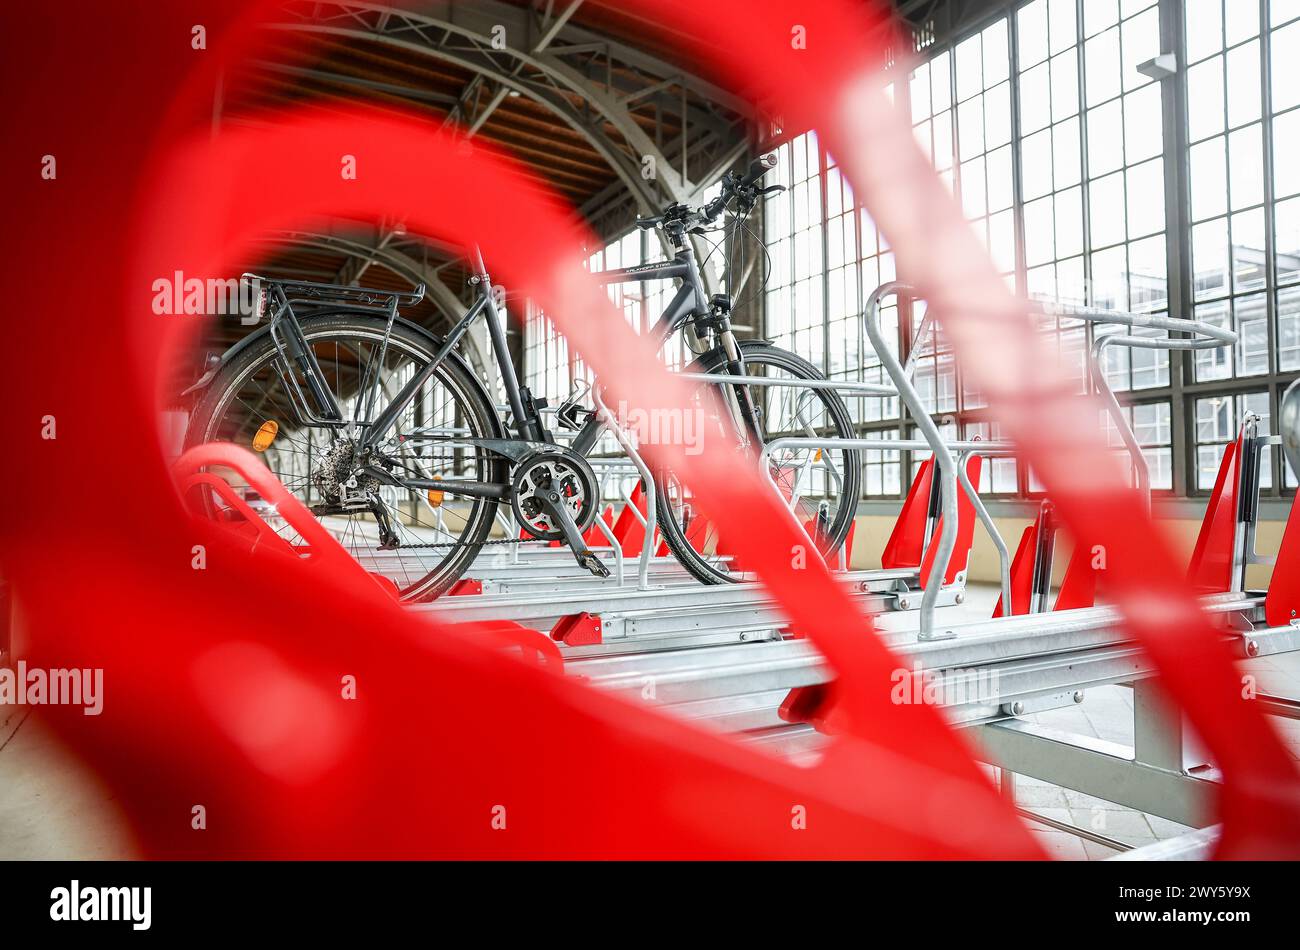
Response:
536,491,610,578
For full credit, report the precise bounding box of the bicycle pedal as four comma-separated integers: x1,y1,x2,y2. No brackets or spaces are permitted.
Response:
575,550,611,578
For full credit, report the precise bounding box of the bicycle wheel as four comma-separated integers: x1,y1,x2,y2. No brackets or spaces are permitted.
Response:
654,340,861,585
184,312,505,601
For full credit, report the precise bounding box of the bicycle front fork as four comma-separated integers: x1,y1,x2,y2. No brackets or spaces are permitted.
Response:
719,329,764,448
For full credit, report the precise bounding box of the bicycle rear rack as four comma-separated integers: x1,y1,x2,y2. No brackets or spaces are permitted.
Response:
243,272,426,308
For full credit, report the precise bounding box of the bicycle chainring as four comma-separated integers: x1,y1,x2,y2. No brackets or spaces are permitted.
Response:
510,449,599,542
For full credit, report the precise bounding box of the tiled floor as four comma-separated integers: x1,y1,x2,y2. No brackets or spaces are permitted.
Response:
0,585,1296,858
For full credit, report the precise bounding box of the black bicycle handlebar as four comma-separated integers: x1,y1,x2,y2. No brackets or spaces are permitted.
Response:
635,152,779,231
740,153,778,188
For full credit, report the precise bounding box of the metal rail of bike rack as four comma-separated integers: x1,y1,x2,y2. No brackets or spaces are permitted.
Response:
429,338,974,646
365,295,957,601
414,292,1290,856
426,374,965,655
564,591,1294,830
766,281,1241,641
759,436,1019,641
418,566,939,655
440,315,946,598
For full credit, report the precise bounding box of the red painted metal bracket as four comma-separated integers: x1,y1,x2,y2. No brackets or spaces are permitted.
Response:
1266,492,1300,626
1187,432,1243,593
550,611,603,647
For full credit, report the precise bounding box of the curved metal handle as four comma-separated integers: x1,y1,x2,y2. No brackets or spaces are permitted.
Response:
865,281,957,640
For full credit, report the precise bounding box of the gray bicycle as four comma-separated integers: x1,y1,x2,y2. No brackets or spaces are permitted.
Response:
182,154,861,599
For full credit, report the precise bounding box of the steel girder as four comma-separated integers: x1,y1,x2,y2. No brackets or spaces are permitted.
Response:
270,0,715,206
265,1,760,293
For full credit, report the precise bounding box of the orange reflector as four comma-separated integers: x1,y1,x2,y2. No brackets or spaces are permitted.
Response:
814,448,823,462
252,420,279,452
426,489,445,508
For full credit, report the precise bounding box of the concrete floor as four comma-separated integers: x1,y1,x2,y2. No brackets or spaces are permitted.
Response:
0,585,1297,859
0,704,140,859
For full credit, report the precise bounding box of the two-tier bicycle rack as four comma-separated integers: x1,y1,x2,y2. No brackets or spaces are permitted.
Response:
416,281,1300,859
186,276,1300,859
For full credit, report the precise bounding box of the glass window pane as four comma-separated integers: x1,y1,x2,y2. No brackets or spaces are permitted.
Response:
1129,234,1169,311
1019,0,1050,67
1057,255,1086,303
1087,99,1125,176
932,51,952,113
1278,284,1300,370
1050,50,1080,121
1186,56,1226,142
1190,136,1228,221
1228,123,1264,209
1022,129,1053,200
989,208,1017,272
1090,170,1128,248
1122,7,1160,91
1224,1,1259,46
987,145,1014,211
932,110,954,170
1085,28,1123,106
985,82,1012,148
958,94,985,160
1185,0,1224,64
1231,206,1268,292
1234,292,1270,375
1055,187,1084,259
1276,194,1300,284
1225,39,1261,127
983,20,1010,87
1272,21,1300,113
1053,117,1082,187
1272,107,1300,199
1194,300,1233,379
1126,158,1165,238
1049,0,1078,53
956,33,983,101
1024,195,1056,266
1192,216,1231,301
910,63,931,124
1123,84,1163,163
961,155,987,218
1092,244,1129,308
1020,62,1051,132
1274,0,1300,28
1085,0,1119,37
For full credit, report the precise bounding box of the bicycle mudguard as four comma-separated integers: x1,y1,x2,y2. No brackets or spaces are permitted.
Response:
181,309,485,407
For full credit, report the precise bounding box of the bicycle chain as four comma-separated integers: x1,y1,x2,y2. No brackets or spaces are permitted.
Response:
395,535,535,551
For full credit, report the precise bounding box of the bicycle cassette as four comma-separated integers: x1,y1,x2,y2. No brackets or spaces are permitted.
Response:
510,450,599,541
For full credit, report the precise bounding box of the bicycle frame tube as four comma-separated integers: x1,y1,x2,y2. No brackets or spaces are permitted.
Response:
569,252,708,456
357,291,488,449
358,276,544,450
605,245,762,447
597,249,709,329
356,244,724,472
